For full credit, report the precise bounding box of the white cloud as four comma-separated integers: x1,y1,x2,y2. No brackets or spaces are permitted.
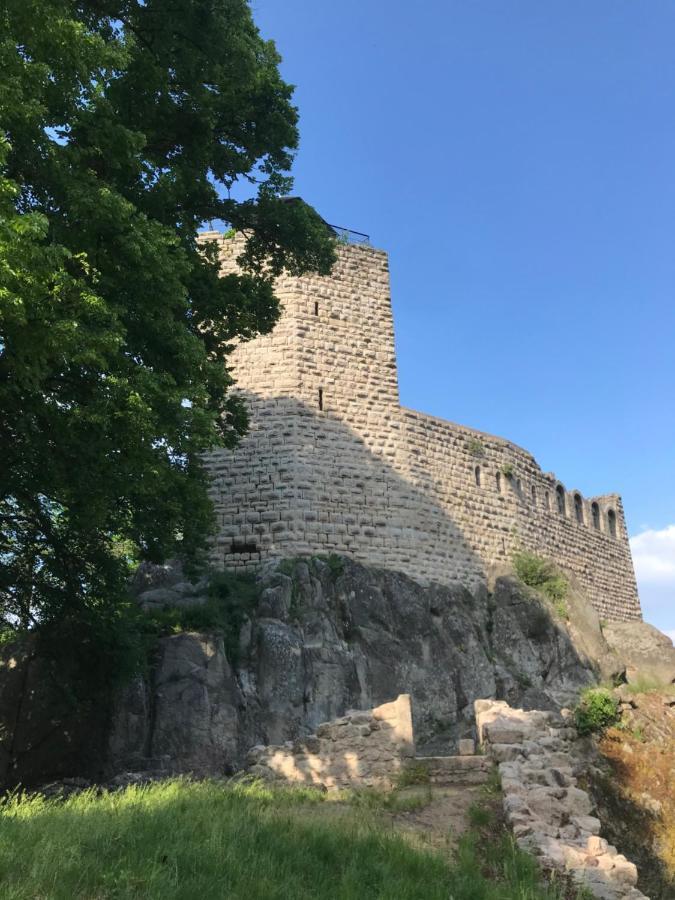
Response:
630,524,675,583
630,525,675,635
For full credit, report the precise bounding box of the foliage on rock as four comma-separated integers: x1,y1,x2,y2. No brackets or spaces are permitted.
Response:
512,551,569,609
143,570,260,666
573,688,620,736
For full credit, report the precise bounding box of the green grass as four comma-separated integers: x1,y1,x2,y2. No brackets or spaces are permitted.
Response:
0,778,582,900
623,675,675,696
394,761,431,788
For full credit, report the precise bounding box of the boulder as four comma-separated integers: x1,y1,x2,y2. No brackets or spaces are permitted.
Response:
603,620,675,687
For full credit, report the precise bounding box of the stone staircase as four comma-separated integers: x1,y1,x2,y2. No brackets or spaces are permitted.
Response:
246,694,493,791
414,753,491,786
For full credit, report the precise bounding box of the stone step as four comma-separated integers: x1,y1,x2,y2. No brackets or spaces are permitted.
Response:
415,755,492,785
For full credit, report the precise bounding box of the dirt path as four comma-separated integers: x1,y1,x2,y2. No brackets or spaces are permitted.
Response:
386,785,485,853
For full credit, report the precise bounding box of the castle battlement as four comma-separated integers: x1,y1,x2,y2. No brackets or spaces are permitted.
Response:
202,234,641,622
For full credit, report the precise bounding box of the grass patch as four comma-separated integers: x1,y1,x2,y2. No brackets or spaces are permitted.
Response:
453,779,590,899
344,786,432,813
395,761,431,788
623,676,675,696
0,779,449,900
0,777,586,900
512,551,569,607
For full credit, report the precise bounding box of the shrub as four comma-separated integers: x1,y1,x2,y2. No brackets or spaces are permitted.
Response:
574,688,620,736
553,599,569,621
512,551,569,606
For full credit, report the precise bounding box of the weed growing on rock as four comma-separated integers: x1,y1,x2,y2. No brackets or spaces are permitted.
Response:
512,551,569,605
574,687,620,735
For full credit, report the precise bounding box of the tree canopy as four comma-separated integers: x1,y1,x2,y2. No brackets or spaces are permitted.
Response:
0,0,336,650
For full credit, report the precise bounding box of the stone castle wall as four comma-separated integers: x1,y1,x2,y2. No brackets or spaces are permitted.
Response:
201,234,641,622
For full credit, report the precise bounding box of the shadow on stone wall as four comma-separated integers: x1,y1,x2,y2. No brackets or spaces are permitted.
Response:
207,395,486,588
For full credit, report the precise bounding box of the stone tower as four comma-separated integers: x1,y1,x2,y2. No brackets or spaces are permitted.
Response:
201,231,641,622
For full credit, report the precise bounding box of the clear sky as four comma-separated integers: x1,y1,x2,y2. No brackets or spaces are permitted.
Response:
251,0,675,637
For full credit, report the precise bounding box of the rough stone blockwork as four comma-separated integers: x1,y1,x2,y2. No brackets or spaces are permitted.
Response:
247,694,415,790
475,699,648,900
200,232,641,622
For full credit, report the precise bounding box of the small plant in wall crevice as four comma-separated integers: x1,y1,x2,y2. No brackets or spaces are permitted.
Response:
466,437,486,458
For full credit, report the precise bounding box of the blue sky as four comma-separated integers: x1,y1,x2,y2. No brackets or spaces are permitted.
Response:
251,1,675,636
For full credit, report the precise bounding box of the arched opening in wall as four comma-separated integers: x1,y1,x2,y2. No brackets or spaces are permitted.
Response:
608,509,617,538
592,502,601,530
574,493,584,524
556,485,566,516
496,472,502,494
475,466,481,487
531,486,537,506
544,492,550,510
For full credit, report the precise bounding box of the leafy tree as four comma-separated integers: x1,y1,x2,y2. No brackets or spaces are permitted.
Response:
0,0,335,662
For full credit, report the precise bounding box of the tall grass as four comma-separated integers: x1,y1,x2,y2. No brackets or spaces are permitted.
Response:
0,778,576,899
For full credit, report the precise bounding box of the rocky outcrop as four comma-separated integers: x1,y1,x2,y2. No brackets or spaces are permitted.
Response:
476,699,648,900
602,621,675,687
108,555,616,778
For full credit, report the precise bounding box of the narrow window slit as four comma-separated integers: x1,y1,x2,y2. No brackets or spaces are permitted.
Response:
556,485,566,516
592,502,600,530
574,493,584,524
318,387,324,411
314,301,319,316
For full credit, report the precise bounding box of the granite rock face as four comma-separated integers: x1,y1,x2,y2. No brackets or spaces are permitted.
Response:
108,556,612,776
602,621,675,687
